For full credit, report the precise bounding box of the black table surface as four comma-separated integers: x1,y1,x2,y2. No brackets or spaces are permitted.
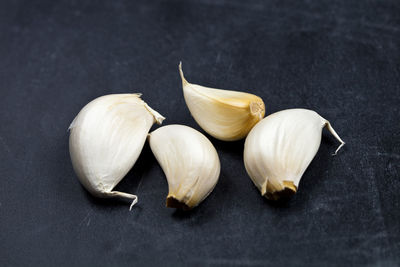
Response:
1,1,399,266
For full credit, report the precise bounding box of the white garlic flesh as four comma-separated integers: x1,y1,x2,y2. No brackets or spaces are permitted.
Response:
69,94,165,209
149,124,220,210
179,62,265,141
244,109,345,200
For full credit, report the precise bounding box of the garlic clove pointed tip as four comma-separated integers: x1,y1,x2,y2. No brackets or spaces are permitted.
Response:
178,61,189,86
166,195,192,211
129,197,138,211
143,103,166,125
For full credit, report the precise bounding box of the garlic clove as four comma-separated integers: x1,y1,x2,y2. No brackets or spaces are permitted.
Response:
179,62,265,141
243,108,345,200
69,94,165,209
148,124,220,210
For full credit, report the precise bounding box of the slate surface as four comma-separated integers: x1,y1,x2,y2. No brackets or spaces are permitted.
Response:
0,0,399,266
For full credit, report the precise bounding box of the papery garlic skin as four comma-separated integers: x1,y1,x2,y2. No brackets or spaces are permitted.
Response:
69,94,165,209
179,63,265,141
149,125,220,210
244,109,345,200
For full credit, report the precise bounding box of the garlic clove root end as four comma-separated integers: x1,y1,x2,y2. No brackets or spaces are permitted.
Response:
264,181,297,201
166,195,192,211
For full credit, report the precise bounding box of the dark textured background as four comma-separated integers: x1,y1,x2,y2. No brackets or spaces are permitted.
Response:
0,0,399,266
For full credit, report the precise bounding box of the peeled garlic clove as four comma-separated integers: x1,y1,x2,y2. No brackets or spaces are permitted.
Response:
179,62,265,141
69,94,165,209
148,125,220,210
243,109,345,200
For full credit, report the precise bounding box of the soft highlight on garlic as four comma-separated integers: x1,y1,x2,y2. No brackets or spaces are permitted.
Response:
148,124,220,210
243,109,345,200
179,62,265,141
69,94,165,209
